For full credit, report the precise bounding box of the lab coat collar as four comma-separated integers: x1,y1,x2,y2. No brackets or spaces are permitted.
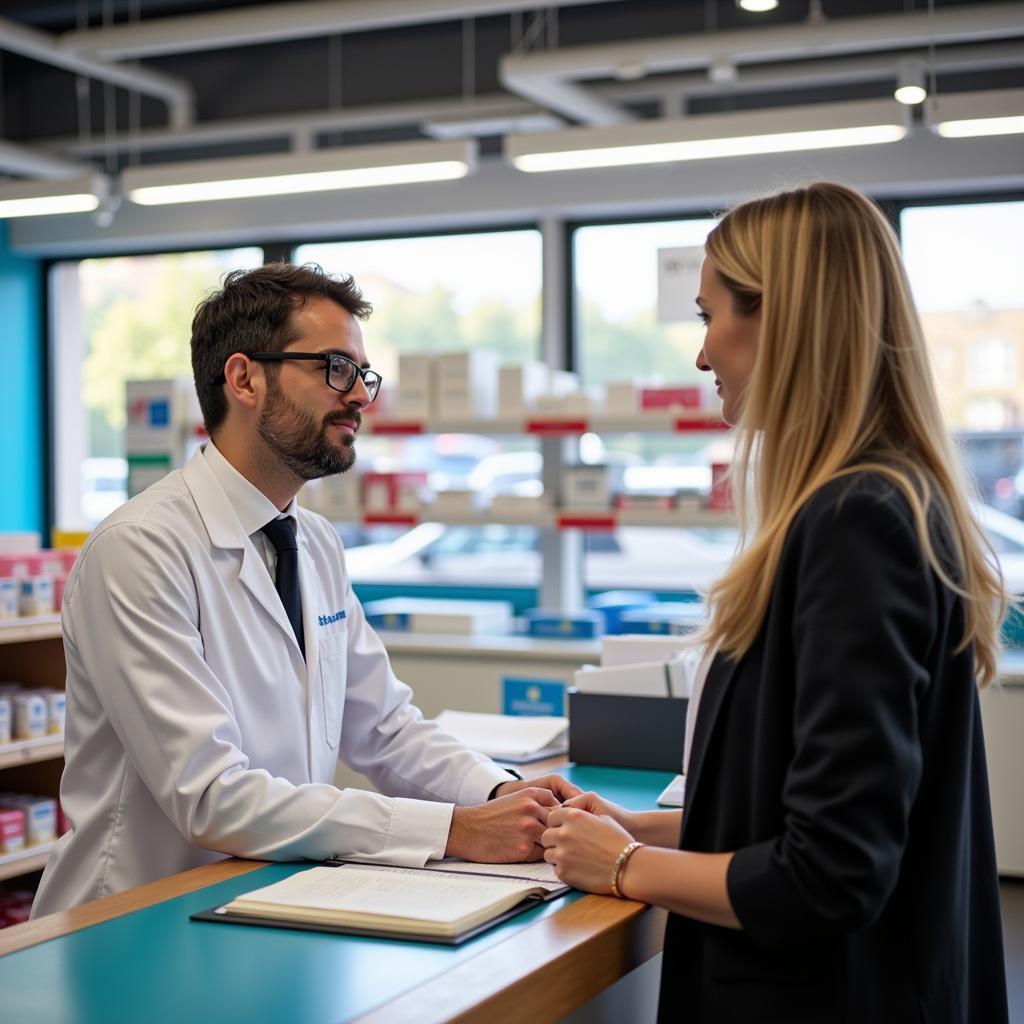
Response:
182,447,308,667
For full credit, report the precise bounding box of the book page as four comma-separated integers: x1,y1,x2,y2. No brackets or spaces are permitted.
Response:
227,864,534,926
420,858,565,891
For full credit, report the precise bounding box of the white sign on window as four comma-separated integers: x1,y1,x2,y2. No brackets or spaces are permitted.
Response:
657,246,704,323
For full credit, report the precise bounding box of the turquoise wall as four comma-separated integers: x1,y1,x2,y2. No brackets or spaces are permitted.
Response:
0,224,43,533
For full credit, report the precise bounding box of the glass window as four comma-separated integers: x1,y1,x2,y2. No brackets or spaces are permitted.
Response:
573,217,732,596
902,201,1024,518
295,230,543,585
52,247,263,529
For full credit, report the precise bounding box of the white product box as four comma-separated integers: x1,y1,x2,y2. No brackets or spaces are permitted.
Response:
498,362,551,414
429,489,486,514
564,465,610,509
395,354,437,419
125,378,191,455
436,350,499,421
549,370,579,398
0,695,10,745
600,634,698,667
605,380,640,415
489,494,552,519
0,533,41,554
19,576,54,616
299,475,362,521
365,597,513,635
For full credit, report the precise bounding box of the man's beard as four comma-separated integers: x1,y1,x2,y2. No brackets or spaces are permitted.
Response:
257,378,359,481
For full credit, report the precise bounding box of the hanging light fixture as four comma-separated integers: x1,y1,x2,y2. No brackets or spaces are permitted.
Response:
737,0,779,11
894,60,928,106
122,140,476,206
0,174,108,219
505,99,907,174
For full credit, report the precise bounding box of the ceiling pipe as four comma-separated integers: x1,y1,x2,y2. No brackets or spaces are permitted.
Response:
0,139,96,180
500,2,1024,124
0,16,194,129
38,94,557,159
59,0,619,61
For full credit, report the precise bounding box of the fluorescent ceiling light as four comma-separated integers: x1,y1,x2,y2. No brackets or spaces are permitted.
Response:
0,174,105,218
505,99,908,173
738,0,779,10
123,140,476,206
929,88,1024,139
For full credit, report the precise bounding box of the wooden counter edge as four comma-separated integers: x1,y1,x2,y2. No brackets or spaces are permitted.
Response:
0,858,268,957
353,895,667,1024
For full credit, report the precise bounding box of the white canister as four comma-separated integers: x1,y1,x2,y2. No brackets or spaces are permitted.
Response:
13,692,47,740
43,690,66,735
0,578,18,619
0,695,11,745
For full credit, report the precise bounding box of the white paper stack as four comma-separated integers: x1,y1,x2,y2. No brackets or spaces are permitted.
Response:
574,660,680,697
434,710,568,763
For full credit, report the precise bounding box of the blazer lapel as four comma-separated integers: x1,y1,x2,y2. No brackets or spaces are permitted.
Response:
681,651,740,844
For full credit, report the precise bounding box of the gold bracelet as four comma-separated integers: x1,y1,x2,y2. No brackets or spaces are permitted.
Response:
610,840,645,898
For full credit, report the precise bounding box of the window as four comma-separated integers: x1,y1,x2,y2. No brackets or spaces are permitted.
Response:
296,229,544,584
52,247,263,529
902,200,1024,515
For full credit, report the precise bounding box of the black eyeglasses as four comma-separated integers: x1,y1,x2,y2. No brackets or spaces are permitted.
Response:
250,352,382,403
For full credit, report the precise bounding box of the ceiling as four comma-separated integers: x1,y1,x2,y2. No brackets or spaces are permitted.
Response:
1,0,1022,252
2,0,1022,169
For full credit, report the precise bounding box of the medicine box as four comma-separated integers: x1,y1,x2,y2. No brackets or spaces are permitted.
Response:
524,608,604,640
395,354,436,420
362,472,428,513
619,602,705,635
436,350,499,421
639,386,703,411
498,362,550,414
564,465,610,509
364,597,513,635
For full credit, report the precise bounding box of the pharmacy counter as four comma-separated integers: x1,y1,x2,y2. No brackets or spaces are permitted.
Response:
0,765,673,1024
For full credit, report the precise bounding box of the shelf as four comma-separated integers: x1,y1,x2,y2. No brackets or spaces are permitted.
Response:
0,842,55,882
364,412,729,437
0,735,64,771
0,616,61,645
358,508,735,530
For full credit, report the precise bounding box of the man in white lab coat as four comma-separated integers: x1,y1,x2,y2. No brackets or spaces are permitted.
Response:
33,263,578,916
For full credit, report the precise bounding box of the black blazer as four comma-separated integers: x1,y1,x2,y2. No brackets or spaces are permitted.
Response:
659,473,1008,1024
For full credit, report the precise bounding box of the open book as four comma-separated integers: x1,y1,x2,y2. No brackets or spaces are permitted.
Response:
192,860,569,945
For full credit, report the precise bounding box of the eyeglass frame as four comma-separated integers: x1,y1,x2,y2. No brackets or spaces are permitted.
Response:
247,351,383,403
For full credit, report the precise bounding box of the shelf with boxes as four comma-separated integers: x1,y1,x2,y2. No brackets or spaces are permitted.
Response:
0,536,74,897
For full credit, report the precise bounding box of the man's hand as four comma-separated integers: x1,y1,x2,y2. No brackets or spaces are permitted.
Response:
445,787,559,862
491,774,582,804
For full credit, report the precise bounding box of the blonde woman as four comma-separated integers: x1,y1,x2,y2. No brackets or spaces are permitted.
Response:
541,182,1009,1023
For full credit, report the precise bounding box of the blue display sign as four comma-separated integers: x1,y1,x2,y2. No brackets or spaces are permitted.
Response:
502,677,566,717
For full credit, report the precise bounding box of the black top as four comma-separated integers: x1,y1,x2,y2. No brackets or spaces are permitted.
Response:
659,472,1008,1024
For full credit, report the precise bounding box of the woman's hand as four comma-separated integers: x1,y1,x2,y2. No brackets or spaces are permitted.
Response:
541,805,637,895
561,791,637,833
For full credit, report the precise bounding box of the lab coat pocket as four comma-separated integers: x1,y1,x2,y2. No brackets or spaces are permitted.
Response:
318,629,348,749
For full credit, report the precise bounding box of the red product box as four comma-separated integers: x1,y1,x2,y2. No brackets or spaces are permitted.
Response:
0,807,26,853
31,550,66,576
53,574,69,613
56,800,72,837
708,463,733,512
2,900,32,927
0,554,33,579
640,386,703,411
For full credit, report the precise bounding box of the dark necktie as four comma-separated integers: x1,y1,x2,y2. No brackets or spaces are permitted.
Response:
261,516,305,660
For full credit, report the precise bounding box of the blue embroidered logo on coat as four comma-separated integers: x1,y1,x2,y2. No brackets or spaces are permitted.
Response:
318,610,346,627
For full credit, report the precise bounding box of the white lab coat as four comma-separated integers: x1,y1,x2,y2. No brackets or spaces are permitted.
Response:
33,446,509,916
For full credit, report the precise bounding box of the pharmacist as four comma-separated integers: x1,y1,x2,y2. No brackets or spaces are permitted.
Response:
33,263,579,916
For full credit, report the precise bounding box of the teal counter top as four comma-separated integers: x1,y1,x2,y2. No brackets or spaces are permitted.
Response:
2,765,672,1024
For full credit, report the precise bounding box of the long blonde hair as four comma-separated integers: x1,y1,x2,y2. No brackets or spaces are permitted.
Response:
702,181,1005,687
